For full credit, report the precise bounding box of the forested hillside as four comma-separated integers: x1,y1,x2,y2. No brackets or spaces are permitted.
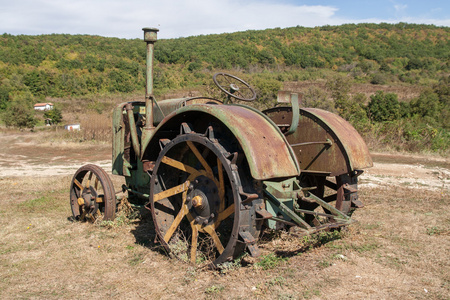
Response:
0,23,448,153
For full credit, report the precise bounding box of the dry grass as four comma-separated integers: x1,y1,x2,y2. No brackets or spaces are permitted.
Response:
0,171,449,299
42,113,112,143
0,131,448,299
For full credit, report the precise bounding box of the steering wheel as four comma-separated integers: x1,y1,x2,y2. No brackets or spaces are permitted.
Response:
213,73,256,102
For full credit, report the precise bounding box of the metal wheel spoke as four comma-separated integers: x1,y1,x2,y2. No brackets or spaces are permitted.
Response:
73,178,83,191
153,180,191,202
203,225,224,254
235,90,245,98
186,141,213,177
80,209,87,221
94,177,99,190
217,158,225,210
190,222,199,263
217,203,235,223
86,172,93,188
161,156,199,175
163,204,189,243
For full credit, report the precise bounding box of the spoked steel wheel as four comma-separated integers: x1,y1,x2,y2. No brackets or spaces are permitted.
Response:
299,172,361,225
70,164,116,222
150,130,257,265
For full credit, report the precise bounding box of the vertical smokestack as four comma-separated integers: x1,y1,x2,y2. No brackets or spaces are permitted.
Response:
142,27,159,129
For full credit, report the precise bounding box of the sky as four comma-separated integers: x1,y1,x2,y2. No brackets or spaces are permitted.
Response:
1,0,449,40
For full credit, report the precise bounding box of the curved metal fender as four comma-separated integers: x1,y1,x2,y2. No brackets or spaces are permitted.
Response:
143,104,301,180
264,107,373,176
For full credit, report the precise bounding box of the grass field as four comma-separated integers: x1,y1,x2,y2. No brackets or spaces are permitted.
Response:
0,132,449,299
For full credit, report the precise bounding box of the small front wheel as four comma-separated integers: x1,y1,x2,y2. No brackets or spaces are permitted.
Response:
70,164,116,222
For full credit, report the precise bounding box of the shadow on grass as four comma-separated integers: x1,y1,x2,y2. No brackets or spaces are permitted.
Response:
129,206,168,256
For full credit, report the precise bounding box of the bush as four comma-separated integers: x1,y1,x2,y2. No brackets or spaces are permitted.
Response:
370,72,388,85
302,86,334,112
410,89,440,120
252,75,282,108
367,91,400,122
2,99,37,129
43,106,63,124
326,75,351,115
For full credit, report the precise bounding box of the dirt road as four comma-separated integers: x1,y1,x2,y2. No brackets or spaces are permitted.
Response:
1,132,448,192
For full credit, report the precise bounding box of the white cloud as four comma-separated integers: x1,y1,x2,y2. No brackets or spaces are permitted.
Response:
394,4,408,13
0,0,448,39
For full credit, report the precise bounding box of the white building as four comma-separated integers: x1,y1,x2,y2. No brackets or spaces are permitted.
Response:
34,103,54,111
64,124,81,131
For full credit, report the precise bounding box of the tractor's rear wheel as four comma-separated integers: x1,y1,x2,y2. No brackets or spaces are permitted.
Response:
299,172,361,225
150,130,258,265
70,164,116,222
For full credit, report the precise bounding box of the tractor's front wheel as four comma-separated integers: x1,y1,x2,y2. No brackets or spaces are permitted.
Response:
70,164,116,222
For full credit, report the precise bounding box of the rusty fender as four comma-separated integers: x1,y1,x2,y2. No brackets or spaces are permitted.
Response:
143,103,301,180
264,107,373,176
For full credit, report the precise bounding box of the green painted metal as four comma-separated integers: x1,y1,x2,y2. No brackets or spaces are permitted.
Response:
143,27,158,98
263,178,310,230
153,97,223,125
286,93,299,136
125,103,141,158
112,103,128,176
112,101,145,176
141,28,159,159
302,191,352,222
264,189,312,230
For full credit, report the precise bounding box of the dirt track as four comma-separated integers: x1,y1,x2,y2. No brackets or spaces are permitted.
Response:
1,132,448,193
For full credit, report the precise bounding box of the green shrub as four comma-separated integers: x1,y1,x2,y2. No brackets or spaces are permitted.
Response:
367,91,400,122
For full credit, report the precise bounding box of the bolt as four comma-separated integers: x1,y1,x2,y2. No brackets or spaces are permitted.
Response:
192,195,203,208
210,213,215,218
203,219,208,225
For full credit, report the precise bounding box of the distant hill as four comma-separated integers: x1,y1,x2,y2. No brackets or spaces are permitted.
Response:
0,23,448,101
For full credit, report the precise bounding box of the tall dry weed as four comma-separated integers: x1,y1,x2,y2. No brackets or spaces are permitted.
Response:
43,113,112,143
78,113,112,142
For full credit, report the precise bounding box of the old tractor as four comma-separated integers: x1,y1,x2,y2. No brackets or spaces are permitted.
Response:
70,28,373,266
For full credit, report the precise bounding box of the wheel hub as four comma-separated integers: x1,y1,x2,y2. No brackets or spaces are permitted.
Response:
188,175,220,224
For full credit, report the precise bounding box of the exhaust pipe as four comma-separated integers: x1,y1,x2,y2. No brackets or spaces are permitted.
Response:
142,27,159,131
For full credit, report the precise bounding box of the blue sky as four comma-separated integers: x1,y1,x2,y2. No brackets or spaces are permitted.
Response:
0,0,449,39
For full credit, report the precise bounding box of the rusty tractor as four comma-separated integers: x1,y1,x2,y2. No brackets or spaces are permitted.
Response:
70,28,373,266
